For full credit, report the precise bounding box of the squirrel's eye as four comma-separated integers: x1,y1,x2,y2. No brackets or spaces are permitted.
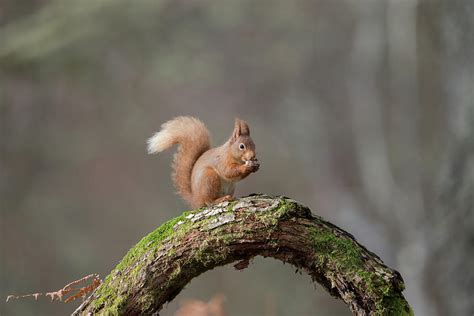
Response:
239,143,246,150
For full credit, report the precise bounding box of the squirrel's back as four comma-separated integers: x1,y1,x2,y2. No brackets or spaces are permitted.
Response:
147,116,210,203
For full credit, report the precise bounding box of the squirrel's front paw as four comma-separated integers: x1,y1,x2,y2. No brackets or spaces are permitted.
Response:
245,159,260,172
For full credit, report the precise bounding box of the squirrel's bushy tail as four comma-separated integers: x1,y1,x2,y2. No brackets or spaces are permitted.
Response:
147,116,210,203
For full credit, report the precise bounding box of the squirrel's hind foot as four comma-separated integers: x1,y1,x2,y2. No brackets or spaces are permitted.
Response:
212,195,234,205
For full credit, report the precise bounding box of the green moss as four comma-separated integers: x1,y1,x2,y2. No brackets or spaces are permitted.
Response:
193,237,229,266
112,205,238,273
114,214,188,272
165,265,182,287
87,195,411,315
90,212,200,312
308,227,411,315
168,248,177,257
214,231,237,245
257,198,295,226
90,285,126,314
355,270,412,315
309,227,364,270
226,200,239,211
376,291,413,315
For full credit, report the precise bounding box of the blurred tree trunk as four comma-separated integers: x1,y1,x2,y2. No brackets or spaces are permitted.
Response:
427,134,474,316
422,1,474,315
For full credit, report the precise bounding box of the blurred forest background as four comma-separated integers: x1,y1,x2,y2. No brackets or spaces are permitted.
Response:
1,0,473,315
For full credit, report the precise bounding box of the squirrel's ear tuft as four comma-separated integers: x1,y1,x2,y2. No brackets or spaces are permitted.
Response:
239,119,250,136
231,118,250,142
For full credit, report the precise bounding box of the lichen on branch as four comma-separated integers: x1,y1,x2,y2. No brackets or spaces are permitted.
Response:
73,194,412,316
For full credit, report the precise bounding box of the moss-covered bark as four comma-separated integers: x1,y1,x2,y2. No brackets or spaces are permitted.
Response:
73,194,412,316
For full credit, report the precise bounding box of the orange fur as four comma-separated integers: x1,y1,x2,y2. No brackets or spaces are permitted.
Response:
148,117,210,204
148,117,259,208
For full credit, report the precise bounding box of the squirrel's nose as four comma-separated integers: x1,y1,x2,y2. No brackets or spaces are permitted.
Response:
245,152,256,161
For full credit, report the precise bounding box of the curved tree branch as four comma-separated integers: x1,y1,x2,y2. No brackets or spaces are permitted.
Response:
73,195,412,315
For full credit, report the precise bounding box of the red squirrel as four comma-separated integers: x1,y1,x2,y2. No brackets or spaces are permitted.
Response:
147,116,260,208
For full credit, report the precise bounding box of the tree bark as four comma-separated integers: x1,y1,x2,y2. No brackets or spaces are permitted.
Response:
73,195,412,316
